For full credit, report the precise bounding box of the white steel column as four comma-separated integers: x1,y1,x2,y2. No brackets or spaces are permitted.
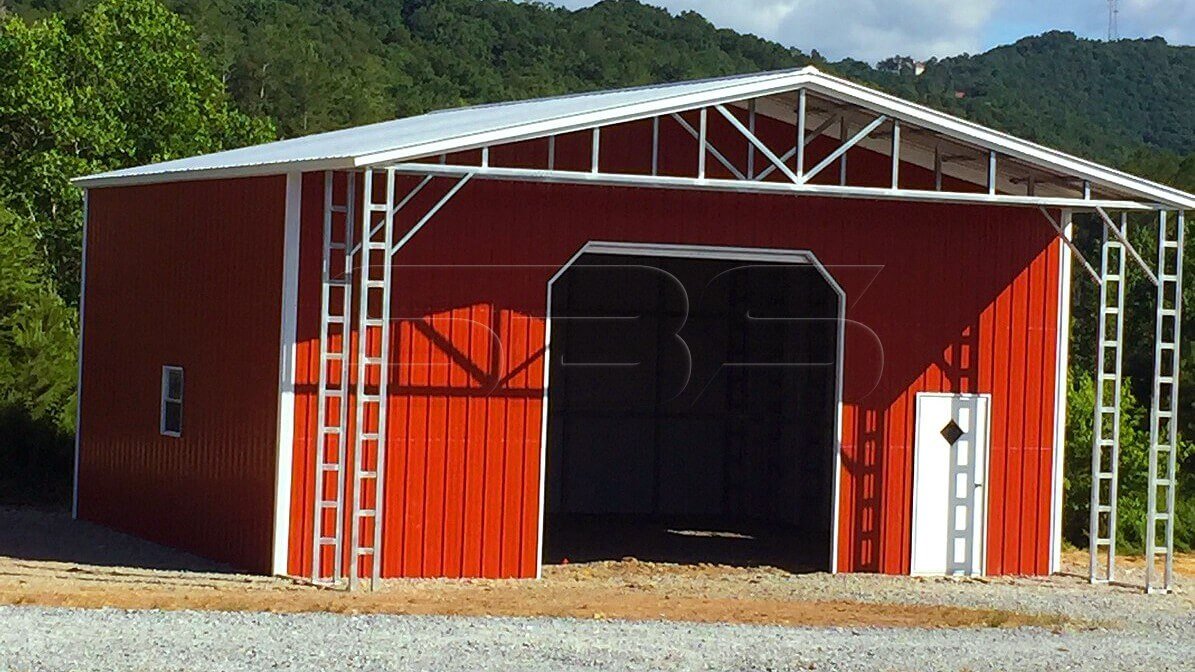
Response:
71,189,89,520
1089,211,1128,583
1146,209,1184,593
349,169,395,589
312,171,355,586
747,100,756,179
796,88,807,178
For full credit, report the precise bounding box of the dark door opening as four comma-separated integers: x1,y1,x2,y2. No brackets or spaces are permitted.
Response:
543,246,840,573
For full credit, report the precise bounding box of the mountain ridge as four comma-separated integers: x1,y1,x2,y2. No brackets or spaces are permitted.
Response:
9,1,1194,175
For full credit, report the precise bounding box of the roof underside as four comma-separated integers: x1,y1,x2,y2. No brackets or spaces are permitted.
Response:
75,67,1195,210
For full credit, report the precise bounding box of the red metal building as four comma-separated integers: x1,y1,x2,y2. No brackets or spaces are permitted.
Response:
74,68,1191,590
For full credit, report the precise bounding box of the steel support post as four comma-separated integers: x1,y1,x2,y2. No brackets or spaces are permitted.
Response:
1089,212,1128,583
1146,209,1184,593
348,169,395,590
313,170,355,586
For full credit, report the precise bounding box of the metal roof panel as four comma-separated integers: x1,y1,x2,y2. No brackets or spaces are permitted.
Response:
74,69,807,187
72,66,1195,209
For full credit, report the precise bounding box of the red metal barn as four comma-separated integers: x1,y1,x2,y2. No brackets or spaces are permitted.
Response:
74,68,1191,591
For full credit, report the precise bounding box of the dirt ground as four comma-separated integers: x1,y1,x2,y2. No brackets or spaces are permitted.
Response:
0,506,1188,629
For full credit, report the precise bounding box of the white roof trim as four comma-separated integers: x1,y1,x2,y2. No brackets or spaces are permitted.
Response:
73,67,1195,209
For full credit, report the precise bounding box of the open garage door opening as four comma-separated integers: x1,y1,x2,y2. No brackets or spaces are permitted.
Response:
541,243,843,574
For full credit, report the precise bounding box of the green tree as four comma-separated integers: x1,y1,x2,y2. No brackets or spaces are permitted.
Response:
1066,368,1195,552
0,204,76,504
0,0,273,497
0,0,273,299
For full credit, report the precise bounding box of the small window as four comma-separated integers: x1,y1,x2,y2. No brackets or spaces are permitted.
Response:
160,366,184,437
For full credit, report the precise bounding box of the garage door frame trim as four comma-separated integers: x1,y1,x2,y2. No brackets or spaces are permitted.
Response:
536,240,847,577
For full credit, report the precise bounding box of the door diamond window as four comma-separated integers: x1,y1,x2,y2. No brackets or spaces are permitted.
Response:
940,419,964,445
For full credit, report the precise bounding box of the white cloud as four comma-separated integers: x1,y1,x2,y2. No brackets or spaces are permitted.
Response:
774,0,998,60
1118,0,1195,43
548,0,1194,61
551,0,998,61
996,0,1195,44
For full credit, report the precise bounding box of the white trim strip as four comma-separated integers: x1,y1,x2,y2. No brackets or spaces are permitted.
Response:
1050,210,1074,574
74,158,356,189
272,172,303,575
71,189,88,519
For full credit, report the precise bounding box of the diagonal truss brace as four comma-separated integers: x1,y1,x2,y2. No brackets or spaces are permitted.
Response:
669,113,745,180
1095,207,1159,286
351,175,434,257
754,113,841,182
713,104,801,184
715,103,891,187
389,174,473,257
801,114,889,185
1039,207,1100,283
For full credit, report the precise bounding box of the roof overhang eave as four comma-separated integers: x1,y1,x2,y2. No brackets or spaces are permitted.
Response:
71,157,360,189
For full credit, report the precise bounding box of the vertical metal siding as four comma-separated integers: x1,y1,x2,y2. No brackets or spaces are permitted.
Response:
79,176,287,573
289,113,1061,578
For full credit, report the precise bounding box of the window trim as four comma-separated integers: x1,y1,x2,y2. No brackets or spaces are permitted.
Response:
160,365,184,438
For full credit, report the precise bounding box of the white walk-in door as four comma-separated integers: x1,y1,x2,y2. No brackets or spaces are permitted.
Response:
911,393,991,576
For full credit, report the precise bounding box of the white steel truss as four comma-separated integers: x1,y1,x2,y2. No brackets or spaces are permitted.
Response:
307,82,1187,593
376,82,1182,212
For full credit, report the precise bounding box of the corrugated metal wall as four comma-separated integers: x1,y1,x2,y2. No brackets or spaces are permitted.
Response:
289,111,1061,578
80,176,287,572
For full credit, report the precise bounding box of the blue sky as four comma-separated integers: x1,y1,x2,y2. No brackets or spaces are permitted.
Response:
549,1,1195,62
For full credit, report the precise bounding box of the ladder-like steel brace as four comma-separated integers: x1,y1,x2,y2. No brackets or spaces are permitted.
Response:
349,169,394,590
1147,210,1184,593
312,171,356,585
1089,213,1127,583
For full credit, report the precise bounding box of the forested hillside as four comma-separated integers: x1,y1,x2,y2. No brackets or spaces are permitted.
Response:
13,0,1195,170
1,0,1192,551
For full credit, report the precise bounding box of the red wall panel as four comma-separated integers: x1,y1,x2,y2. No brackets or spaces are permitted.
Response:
80,176,286,573
289,113,1062,578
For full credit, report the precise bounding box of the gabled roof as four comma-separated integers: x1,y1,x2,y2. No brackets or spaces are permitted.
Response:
74,67,1195,209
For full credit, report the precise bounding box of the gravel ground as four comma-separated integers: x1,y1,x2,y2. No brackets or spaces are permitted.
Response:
1,506,1192,670
1,605,1192,672
615,563,1191,630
